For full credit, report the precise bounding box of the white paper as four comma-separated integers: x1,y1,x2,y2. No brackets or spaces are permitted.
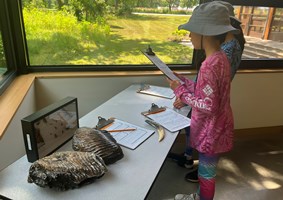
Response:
145,107,190,132
143,52,183,83
137,85,175,99
103,119,154,150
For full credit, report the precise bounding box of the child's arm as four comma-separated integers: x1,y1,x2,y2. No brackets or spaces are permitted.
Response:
174,68,220,115
173,72,196,93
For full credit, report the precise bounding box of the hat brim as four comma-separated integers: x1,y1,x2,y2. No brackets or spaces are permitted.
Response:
230,16,242,24
178,21,239,36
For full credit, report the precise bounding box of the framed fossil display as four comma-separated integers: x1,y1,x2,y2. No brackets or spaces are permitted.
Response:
21,96,79,162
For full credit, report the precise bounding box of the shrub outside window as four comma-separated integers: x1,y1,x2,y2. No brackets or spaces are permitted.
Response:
20,1,283,68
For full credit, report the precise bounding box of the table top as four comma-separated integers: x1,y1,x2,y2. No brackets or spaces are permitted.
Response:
0,84,190,200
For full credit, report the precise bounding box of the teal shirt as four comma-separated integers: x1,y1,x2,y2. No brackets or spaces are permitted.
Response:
221,38,243,80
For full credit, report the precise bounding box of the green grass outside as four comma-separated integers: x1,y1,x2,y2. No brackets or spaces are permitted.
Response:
24,9,192,66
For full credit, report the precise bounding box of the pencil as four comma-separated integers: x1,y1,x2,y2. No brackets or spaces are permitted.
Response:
144,108,166,116
106,128,136,133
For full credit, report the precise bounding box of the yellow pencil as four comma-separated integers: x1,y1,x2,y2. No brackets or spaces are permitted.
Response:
144,108,166,116
106,128,136,133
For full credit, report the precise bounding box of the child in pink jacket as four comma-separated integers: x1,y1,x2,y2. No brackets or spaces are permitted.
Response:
167,2,239,200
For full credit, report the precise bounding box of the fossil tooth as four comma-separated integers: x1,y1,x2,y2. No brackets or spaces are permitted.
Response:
28,151,107,191
72,127,124,165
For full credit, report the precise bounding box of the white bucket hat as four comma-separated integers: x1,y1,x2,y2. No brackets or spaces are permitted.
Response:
178,1,240,36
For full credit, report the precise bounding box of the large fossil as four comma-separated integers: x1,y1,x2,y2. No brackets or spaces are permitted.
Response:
28,151,107,191
72,127,124,165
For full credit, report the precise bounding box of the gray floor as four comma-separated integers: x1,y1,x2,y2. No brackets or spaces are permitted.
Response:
146,131,283,200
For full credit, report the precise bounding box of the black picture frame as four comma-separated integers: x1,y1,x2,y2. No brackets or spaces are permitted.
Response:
21,96,79,162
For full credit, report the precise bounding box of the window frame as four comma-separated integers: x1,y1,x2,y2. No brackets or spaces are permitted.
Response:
0,0,282,93
27,0,283,72
224,0,283,8
0,0,16,95
0,0,28,95
217,0,283,70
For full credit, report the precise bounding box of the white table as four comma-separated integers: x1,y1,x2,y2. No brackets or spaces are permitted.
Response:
0,85,190,200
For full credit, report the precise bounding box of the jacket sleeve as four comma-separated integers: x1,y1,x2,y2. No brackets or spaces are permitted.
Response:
174,66,220,115
178,76,196,93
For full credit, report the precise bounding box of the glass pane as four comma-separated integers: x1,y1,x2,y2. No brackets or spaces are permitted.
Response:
235,6,283,59
0,30,8,81
21,0,194,66
21,1,283,66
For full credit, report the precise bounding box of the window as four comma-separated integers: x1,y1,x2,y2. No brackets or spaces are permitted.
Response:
0,0,20,95
236,6,283,59
19,0,283,70
0,30,7,79
0,0,8,85
0,0,282,94
22,0,194,67
224,0,283,69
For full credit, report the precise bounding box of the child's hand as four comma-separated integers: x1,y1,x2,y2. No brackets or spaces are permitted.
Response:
173,72,185,80
173,98,186,109
167,78,181,90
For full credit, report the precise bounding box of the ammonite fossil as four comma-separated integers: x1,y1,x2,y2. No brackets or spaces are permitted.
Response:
72,127,124,165
28,151,107,191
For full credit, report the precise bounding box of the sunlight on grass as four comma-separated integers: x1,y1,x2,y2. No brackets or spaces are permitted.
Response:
23,8,193,65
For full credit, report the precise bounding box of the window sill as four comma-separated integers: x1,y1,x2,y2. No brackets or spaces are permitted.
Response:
1,68,281,139
0,74,35,139
0,70,187,139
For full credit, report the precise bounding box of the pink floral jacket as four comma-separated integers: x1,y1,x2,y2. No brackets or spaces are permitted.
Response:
174,51,234,154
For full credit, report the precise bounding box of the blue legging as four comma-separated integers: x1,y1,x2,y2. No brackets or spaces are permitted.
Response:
197,153,219,200
184,126,193,157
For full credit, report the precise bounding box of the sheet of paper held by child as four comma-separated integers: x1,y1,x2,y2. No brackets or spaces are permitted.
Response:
137,84,175,99
145,107,191,133
101,119,154,150
142,47,183,83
